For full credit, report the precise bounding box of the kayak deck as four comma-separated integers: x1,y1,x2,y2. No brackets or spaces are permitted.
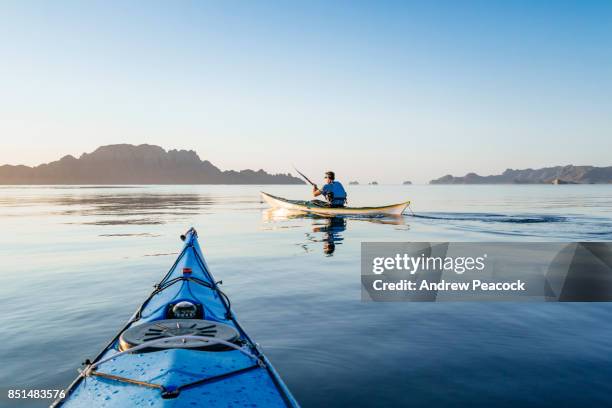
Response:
261,192,410,216
61,350,287,407
54,228,298,408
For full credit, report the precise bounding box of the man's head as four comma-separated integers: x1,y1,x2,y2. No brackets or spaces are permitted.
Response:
324,171,335,183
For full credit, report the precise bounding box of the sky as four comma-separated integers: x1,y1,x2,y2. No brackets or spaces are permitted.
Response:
0,1,611,184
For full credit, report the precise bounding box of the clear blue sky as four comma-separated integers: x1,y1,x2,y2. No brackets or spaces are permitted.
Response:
1,1,610,183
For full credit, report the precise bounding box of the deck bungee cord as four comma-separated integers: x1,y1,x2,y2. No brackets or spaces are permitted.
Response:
80,335,263,399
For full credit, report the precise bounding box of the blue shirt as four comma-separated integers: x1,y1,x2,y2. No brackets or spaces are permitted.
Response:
321,181,347,205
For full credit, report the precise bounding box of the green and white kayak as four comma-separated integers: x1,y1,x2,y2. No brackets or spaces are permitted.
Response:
53,228,299,408
261,192,410,216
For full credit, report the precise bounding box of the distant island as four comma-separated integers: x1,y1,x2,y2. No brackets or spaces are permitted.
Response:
0,144,304,185
369,181,378,185
430,165,612,184
402,181,412,185
349,181,359,185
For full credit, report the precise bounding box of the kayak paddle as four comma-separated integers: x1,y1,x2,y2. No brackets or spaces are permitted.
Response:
293,166,317,188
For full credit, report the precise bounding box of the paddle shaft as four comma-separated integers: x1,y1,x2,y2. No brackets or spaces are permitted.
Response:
294,167,317,188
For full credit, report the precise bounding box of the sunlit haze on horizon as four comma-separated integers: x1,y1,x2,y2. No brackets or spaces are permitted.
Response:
1,1,611,183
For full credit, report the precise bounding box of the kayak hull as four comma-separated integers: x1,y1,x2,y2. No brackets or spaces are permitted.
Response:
261,192,410,216
54,228,299,408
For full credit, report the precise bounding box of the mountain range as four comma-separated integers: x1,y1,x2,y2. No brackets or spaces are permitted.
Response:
3,146,610,185
0,144,304,184
430,165,612,184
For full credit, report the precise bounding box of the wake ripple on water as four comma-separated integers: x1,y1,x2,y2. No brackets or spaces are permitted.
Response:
410,212,612,240
412,212,567,224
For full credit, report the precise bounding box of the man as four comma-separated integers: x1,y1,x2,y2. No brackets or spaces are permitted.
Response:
312,171,347,207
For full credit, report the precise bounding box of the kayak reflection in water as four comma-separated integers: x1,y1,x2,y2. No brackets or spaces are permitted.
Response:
312,171,347,207
262,208,406,256
312,216,347,255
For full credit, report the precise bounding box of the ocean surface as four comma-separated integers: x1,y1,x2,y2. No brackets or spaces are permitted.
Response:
1,184,612,407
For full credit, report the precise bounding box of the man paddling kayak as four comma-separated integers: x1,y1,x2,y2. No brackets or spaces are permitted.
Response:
312,171,347,207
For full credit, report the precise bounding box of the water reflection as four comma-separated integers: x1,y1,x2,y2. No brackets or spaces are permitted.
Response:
99,233,161,237
2,193,216,225
262,208,407,256
310,217,346,256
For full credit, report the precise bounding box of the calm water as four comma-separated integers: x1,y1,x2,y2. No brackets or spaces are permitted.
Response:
1,185,612,407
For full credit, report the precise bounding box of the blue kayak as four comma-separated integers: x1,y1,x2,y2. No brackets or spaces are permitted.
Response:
53,228,299,407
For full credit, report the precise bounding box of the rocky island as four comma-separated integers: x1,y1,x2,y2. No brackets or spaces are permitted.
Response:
430,165,612,184
0,144,304,185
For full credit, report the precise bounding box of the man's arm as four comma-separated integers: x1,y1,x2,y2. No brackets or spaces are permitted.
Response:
312,185,322,197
